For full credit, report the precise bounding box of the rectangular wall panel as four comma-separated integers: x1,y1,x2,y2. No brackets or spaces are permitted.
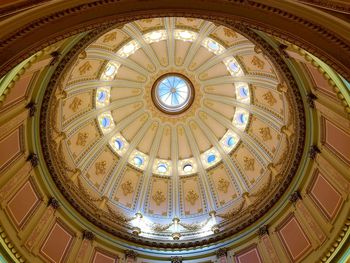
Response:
0,127,22,171
305,63,338,99
40,221,74,263
323,118,350,165
235,246,263,263
1,71,36,110
92,249,119,263
277,214,312,262
309,171,343,221
7,179,40,229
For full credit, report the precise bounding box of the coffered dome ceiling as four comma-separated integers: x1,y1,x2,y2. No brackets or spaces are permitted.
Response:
41,17,305,246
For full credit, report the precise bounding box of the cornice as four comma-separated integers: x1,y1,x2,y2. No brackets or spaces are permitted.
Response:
0,0,349,81
297,0,350,14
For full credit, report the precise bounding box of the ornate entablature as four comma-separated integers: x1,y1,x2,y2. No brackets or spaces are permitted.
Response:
40,17,305,247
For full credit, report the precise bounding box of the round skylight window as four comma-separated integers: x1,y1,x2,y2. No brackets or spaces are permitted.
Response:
183,163,193,173
152,74,194,114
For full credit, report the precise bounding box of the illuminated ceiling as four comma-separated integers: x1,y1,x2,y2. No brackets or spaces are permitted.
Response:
41,17,304,244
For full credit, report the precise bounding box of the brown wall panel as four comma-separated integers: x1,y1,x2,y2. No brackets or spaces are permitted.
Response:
40,220,74,263
323,118,350,165
277,214,312,262
309,171,343,221
0,127,22,171
7,179,40,229
235,245,263,263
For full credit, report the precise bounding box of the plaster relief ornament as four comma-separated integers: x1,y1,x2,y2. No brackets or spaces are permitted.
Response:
78,61,92,75
243,156,255,171
217,178,230,193
223,28,237,38
95,161,107,175
76,132,88,146
142,18,153,23
69,97,82,112
152,190,166,206
262,91,277,106
251,55,265,69
259,127,272,141
186,190,199,205
121,180,134,196
41,17,305,245
103,32,117,43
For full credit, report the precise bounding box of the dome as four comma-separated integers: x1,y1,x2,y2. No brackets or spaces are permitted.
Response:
1,2,350,263
41,17,304,245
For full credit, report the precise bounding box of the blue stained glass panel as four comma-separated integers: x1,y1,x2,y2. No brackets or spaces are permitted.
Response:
207,154,216,163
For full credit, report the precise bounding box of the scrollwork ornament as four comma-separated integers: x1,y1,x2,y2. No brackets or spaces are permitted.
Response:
82,230,95,240
106,203,129,223
257,225,269,236
125,249,138,260
47,197,60,209
306,93,317,108
216,248,227,258
217,199,246,220
26,102,36,117
150,223,172,232
289,190,302,204
309,145,321,160
50,51,62,66
27,153,39,168
179,218,211,232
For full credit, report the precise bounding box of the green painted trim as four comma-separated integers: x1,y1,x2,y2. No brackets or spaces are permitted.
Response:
0,255,8,263
339,248,350,263
0,238,18,263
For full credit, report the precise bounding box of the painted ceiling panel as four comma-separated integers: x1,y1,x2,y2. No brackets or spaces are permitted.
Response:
115,66,146,82
175,40,191,66
129,49,156,73
91,29,129,51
